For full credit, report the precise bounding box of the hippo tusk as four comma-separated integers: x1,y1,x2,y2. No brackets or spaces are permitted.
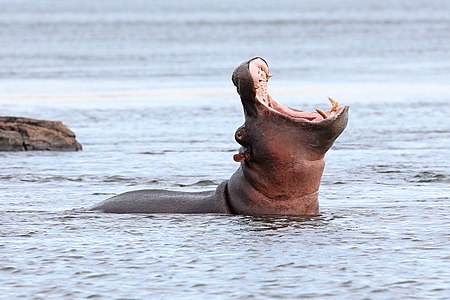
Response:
328,97,338,112
316,108,328,119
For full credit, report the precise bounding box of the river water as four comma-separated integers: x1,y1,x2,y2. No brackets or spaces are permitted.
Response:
1,0,449,299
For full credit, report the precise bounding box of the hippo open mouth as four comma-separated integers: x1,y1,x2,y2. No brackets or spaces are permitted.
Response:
238,57,347,124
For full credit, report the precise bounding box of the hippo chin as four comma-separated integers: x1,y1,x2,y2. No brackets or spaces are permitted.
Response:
90,57,349,216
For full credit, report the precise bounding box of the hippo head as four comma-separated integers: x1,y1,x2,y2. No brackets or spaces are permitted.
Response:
228,57,349,215
232,57,349,163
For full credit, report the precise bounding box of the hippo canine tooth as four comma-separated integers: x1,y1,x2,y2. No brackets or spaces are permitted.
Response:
260,65,272,80
316,108,327,119
328,96,338,112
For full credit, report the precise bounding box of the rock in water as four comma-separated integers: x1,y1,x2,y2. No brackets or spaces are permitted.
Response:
0,117,82,151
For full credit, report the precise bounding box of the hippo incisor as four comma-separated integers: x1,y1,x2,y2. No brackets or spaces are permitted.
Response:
90,57,349,215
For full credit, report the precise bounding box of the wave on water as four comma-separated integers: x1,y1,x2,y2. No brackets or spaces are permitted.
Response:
408,171,449,184
0,174,223,189
0,174,161,185
176,180,218,187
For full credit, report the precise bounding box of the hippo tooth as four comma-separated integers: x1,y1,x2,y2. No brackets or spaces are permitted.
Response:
327,97,338,112
260,65,272,80
316,108,327,119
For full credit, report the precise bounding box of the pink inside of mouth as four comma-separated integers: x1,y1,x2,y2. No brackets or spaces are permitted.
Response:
268,98,324,121
250,59,332,121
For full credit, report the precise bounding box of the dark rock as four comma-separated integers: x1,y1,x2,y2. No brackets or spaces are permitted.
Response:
0,117,82,151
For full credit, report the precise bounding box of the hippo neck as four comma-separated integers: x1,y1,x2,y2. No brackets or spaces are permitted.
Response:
227,156,325,216
228,115,327,215
247,154,325,197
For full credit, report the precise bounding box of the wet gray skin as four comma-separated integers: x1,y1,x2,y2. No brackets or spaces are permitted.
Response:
90,57,349,215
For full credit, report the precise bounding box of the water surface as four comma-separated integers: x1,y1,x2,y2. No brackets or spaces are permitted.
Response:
1,0,449,299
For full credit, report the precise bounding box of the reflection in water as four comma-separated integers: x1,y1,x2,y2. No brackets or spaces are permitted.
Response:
238,215,329,231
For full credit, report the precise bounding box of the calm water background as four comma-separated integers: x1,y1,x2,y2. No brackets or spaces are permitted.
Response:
1,0,449,299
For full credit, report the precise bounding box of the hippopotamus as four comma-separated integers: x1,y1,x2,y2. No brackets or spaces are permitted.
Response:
90,57,349,215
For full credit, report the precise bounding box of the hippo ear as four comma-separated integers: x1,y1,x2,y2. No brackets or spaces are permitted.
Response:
232,59,258,117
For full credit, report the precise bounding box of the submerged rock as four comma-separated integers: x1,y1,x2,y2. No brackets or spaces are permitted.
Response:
0,117,82,151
